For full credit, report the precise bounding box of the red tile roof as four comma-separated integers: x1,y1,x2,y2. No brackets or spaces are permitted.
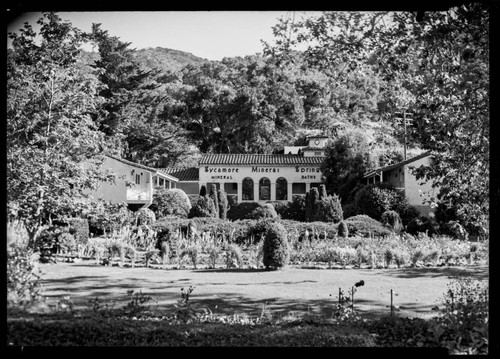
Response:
199,154,325,166
160,167,199,181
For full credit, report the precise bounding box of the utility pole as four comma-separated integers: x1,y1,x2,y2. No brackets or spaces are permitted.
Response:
395,111,411,161
403,111,407,161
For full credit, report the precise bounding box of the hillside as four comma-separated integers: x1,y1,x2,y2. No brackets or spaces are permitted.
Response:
134,47,208,72
78,47,208,73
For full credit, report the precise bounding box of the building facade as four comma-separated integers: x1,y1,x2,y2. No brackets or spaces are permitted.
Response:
363,151,436,216
198,135,328,203
89,155,179,211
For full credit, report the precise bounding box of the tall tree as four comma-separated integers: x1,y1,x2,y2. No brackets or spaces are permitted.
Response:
90,24,153,137
178,56,306,154
321,129,375,203
7,13,115,242
90,24,197,167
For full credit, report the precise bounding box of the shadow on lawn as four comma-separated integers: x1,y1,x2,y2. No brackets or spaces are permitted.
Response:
150,293,437,320
36,279,441,320
196,268,269,273
383,265,489,280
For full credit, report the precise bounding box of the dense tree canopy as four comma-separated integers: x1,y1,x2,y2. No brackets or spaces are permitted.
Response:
7,13,115,241
265,5,489,230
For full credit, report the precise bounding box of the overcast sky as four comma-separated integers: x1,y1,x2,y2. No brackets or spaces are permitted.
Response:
7,11,317,61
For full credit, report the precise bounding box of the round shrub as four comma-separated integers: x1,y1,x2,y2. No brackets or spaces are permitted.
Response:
249,203,279,220
316,194,343,223
344,215,392,238
247,218,277,244
381,210,403,234
152,188,191,218
135,207,156,225
345,214,380,224
353,183,410,221
338,221,349,238
262,222,290,270
188,195,217,218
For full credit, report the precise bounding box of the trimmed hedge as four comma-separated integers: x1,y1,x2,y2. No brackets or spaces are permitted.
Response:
135,208,156,225
267,197,306,221
227,202,261,221
188,195,217,218
338,221,349,238
152,188,191,218
353,183,414,222
151,214,396,252
249,203,279,220
262,221,290,269
344,215,392,238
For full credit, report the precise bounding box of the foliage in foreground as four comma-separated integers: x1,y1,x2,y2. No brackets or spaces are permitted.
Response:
7,278,487,353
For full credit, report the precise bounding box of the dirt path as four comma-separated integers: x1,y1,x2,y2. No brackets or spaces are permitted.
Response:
37,261,489,320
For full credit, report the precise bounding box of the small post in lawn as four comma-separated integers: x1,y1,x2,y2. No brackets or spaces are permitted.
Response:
390,289,393,316
351,286,354,313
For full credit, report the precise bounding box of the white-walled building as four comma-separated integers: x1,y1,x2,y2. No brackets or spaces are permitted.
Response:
89,155,179,211
363,151,436,216
89,138,439,217
198,135,329,203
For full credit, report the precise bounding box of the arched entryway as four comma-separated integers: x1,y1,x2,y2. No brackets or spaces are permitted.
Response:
259,177,271,201
242,177,254,201
276,177,288,200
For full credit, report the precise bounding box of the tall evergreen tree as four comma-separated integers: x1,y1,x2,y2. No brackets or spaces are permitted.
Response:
90,24,197,167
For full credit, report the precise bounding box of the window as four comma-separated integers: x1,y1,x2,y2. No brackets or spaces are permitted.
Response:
159,178,165,186
259,177,271,201
276,177,288,200
292,183,306,194
135,174,141,185
224,183,238,195
242,178,254,200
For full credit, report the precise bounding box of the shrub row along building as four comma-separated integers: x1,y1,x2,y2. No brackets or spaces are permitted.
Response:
90,134,435,216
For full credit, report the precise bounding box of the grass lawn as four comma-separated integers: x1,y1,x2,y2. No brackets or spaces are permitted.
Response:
34,260,489,320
